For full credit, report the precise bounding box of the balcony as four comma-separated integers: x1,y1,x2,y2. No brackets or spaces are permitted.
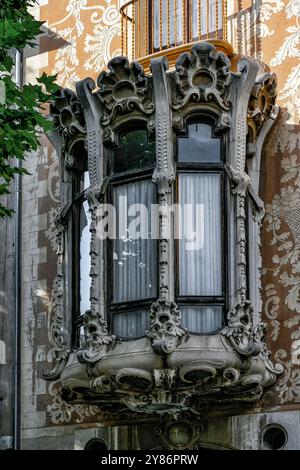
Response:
120,0,232,71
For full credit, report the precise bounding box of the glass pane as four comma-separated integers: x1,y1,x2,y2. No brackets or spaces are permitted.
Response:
83,171,90,190
79,325,86,347
181,305,223,333
113,179,157,303
178,123,221,163
80,200,91,313
179,173,222,296
114,129,155,174
153,0,183,48
114,310,149,339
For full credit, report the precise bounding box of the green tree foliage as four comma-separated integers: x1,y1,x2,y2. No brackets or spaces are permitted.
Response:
0,0,59,217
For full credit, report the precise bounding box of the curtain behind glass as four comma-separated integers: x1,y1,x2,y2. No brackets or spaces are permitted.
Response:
113,179,157,303
181,305,223,333
179,173,222,296
114,310,149,339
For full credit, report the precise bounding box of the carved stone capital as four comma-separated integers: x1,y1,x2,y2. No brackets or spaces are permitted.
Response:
222,301,262,356
222,301,284,374
247,72,277,143
225,163,251,197
77,310,114,364
148,300,186,354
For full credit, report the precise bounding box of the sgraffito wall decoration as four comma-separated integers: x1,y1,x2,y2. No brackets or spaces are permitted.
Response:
43,0,121,88
262,110,300,406
20,0,300,437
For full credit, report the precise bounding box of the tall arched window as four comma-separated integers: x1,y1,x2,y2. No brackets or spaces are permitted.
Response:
176,120,225,333
108,127,157,339
73,169,91,346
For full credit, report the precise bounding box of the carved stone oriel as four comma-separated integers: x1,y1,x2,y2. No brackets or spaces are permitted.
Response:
45,42,283,424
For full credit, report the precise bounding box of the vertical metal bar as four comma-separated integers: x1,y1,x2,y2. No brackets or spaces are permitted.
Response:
174,0,178,45
121,13,124,55
152,0,155,52
215,0,218,38
206,0,209,38
132,1,135,60
145,0,149,55
183,0,186,44
198,0,201,39
167,0,170,47
125,11,128,57
14,48,23,451
137,0,139,58
224,0,227,41
160,0,163,49
189,0,192,42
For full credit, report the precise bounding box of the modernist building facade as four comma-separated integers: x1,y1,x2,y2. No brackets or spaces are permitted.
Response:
1,0,300,450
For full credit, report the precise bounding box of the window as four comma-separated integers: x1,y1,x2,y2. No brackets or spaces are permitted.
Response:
152,0,223,50
108,127,157,339
72,170,91,347
176,121,225,333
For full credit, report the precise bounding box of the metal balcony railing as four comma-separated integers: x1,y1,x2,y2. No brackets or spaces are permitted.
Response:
120,0,228,61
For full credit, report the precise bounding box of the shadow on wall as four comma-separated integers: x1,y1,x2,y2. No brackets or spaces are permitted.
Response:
260,108,300,407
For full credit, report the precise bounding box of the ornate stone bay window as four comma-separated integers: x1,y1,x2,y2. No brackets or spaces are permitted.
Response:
45,41,282,422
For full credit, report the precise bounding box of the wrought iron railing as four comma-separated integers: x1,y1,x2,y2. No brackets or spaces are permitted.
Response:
120,0,228,61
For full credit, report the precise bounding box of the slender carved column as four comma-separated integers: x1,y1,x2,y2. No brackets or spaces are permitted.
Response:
148,57,185,355
76,78,114,363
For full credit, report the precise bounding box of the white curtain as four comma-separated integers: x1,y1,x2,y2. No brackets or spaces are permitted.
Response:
154,0,183,48
113,179,157,303
80,199,91,314
191,0,223,37
181,305,223,333
178,173,222,296
114,310,149,339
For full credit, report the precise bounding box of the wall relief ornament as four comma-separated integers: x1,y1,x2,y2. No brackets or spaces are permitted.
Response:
50,88,86,167
97,56,154,142
248,72,277,144
171,42,231,132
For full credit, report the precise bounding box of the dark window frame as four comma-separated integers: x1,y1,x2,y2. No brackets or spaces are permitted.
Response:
106,125,158,341
175,117,227,334
70,167,90,348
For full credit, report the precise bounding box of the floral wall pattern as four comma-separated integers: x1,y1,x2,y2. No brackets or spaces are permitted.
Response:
42,0,121,88
262,110,300,406
21,0,300,430
22,0,122,428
